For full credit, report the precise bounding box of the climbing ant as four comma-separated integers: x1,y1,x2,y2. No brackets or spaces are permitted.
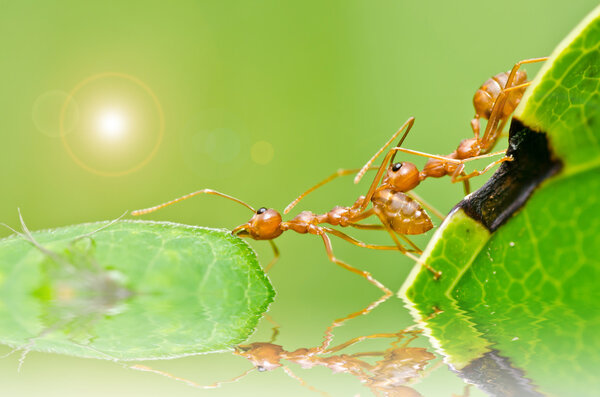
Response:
354,57,548,194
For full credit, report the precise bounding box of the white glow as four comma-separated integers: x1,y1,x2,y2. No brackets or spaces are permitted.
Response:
97,110,126,139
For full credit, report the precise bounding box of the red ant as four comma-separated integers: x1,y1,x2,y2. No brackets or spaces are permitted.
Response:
354,57,548,195
132,119,443,333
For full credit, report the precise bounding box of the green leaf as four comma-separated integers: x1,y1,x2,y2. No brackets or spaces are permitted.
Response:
399,5,600,397
0,220,274,361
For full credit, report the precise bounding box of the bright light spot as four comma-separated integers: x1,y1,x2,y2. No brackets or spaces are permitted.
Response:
98,110,126,139
251,140,274,165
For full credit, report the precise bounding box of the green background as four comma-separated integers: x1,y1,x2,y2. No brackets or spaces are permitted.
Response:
0,1,596,396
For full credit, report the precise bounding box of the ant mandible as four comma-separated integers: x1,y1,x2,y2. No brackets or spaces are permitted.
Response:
354,57,549,195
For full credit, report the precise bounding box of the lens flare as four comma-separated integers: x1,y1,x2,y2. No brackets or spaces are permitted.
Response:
97,110,126,140
60,72,164,177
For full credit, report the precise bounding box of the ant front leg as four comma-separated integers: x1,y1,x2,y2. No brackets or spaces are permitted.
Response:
263,240,280,272
316,231,393,351
460,172,471,195
450,155,513,184
319,231,392,296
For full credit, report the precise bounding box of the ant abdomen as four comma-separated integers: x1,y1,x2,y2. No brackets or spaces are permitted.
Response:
474,69,528,119
371,188,432,235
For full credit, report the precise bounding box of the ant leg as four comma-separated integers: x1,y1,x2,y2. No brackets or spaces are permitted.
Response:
370,210,442,280
470,116,481,140
354,117,416,184
503,82,531,92
357,119,421,211
322,226,419,253
281,366,331,397
406,191,445,221
264,240,280,272
317,232,393,351
374,213,441,279
506,57,549,85
459,149,508,163
451,156,512,183
480,84,523,152
131,189,255,216
348,223,386,230
284,167,376,214
399,234,422,254
388,147,462,164
263,314,281,343
319,231,392,295
324,331,407,354
369,210,422,254
462,174,471,195
349,223,436,240
130,364,255,389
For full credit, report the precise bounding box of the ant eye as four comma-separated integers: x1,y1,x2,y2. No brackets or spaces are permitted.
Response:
257,366,266,372
257,207,267,214
392,162,403,172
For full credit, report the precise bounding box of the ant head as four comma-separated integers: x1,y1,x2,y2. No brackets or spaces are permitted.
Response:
235,343,284,371
384,162,420,192
234,207,283,240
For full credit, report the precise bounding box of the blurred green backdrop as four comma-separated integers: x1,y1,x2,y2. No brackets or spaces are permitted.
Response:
0,1,596,396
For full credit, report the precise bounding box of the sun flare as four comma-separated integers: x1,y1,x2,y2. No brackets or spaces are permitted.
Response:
97,110,126,139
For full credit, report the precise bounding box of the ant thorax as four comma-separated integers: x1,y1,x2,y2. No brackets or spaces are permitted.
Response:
322,206,353,227
422,155,457,178
284,210,320,234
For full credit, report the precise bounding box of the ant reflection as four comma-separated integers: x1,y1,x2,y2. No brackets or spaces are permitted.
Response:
132,320,451,397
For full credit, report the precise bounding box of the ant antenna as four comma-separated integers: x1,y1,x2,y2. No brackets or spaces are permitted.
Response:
0,209,68,267
131,189,255,216
354,117,415,184
73,210,128,242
